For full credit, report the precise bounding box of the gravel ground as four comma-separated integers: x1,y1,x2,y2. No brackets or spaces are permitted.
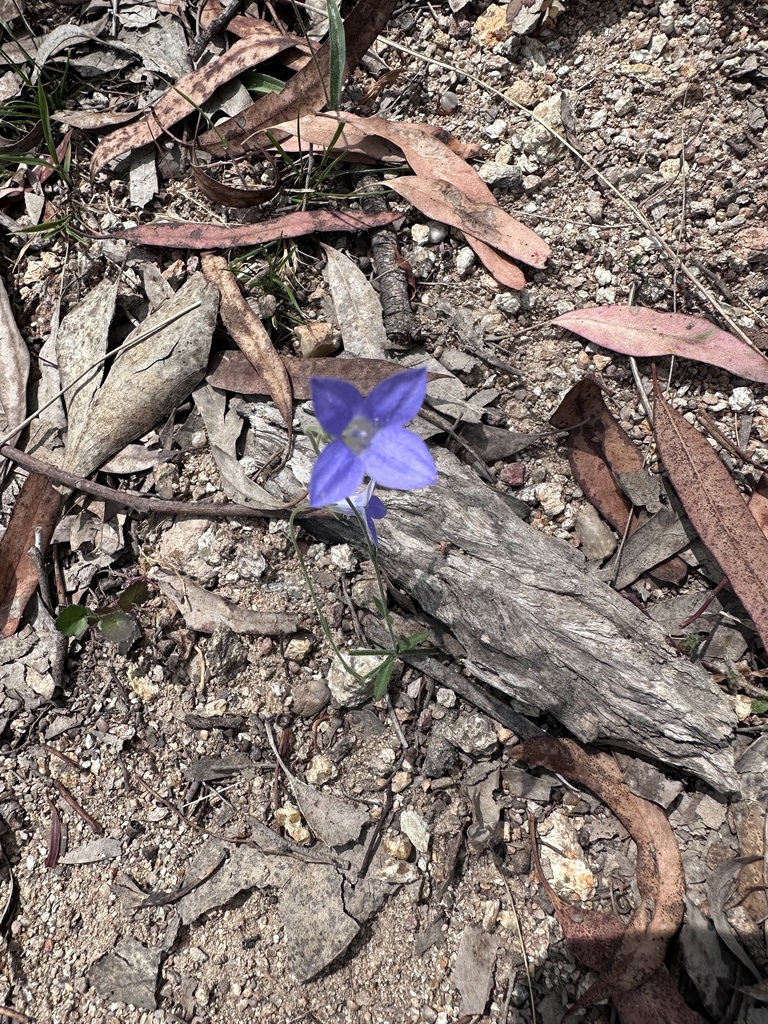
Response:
1,1,768,1022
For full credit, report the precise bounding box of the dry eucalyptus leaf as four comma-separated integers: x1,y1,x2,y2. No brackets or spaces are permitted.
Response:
706,855,763,982
56,279,116,450
64,273,218,476
0,272,29,446
322,244,388,359
192,383,291,509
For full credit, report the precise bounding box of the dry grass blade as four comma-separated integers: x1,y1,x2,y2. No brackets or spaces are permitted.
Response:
201,254,293,442
200,0,400,157
654,382,768,650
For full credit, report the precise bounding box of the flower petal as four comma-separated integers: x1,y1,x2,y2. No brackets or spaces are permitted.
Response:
362,425,437,491
367,495,387,519
309,439,364,506
361,367,427,428
311,377,363,437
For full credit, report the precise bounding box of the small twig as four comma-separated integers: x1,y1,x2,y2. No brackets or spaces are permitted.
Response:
493,847,538,1024
188,0,247,63
138,850,227,907
678,576,729,630
51,779,104,835
385,692,409,750
2,444,301,519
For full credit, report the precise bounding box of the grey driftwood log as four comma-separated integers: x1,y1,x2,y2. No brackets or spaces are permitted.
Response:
307,447,737,793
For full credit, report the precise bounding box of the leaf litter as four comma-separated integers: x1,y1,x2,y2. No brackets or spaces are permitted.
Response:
3,0,768,1019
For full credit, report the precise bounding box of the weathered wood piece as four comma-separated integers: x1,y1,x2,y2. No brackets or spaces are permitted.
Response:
310,449,737,792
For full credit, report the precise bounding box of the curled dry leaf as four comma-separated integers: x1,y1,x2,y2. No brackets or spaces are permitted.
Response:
554,306,768,384
108,208,399,249
201,254,293,440
516,738,701,1023
653,383,768,650
199,0,400,156
190,160,280,208
90,29,301,177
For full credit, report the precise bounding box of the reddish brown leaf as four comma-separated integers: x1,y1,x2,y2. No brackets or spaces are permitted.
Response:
108,208,398,249
206,350,445,398
554,306,768,384
551,378,687,583
199,0,399,156
516,738,700,1023
550,377,641,532
201,254,293,440
654,383,768,650
190,160,280,208
388,176,541,275
341,113,550,275
0,473,64,637
90,29,302,178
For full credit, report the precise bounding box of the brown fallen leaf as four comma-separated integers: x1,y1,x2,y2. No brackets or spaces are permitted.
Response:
554,306,768,385
516,738,700,1022
90,29,302,177
199,0,399,157
190,159,281,208
108,208,399,249
388,176,545,275
748,473,768,538
206,350,445,399
550,378,687,583
0,473,63,636
654,382,768,650
340,112,550,281
201,254,293,442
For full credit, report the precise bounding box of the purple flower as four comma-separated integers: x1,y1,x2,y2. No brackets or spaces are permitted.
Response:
329,480,387,546
308,368,437,507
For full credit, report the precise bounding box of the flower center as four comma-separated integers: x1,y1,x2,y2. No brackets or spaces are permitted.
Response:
342,414,376,455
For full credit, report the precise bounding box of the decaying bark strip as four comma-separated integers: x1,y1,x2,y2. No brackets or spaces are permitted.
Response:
310,448,737,793
359,174,416,348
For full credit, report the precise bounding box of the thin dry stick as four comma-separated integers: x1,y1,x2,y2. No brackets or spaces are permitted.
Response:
1,443,300,519
493,851,538,1024
0,300,203,450
381,37,757,349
